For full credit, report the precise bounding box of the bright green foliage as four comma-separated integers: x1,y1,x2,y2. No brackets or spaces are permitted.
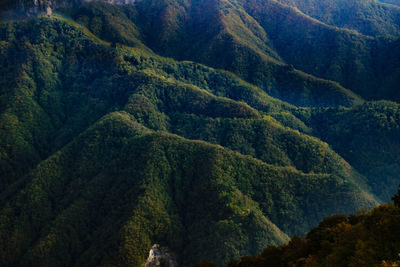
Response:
69,2,148,50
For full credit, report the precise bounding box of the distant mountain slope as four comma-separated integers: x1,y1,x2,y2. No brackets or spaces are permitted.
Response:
8,0,400,102
65,0,400,102
303,101,400,201
1,2,400,265
240,0,400,101
0,15,388,266
65,1,363,107
276,0,400,37
0,15,282,189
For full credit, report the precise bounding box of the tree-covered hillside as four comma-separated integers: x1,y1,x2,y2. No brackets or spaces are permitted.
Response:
304,101,400,201
240,0,400,101
5,0,400,103
277,0,400,37
63,1,364,107
0,0,400,266
228,189,400,267
53,0,400,103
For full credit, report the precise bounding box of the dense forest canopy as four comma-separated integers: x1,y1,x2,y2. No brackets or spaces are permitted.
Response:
226,188,400,267
0,0,399,265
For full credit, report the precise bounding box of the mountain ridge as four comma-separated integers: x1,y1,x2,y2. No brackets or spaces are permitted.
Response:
1,1,400,265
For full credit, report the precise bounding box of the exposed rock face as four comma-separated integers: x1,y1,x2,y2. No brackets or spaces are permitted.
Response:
145,244,178,267
16,0,66,15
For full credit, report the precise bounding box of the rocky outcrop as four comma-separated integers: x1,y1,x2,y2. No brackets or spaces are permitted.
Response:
16,0,70,15
145,244,178,267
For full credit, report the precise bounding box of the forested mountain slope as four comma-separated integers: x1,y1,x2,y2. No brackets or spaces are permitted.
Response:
65,1,362,107
276,0,400,37
228,195,400,267
0,109,378,266
0,0,400,265
58,0,400,102
241,0,400,101
8,0,400,102
303,102,400,200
